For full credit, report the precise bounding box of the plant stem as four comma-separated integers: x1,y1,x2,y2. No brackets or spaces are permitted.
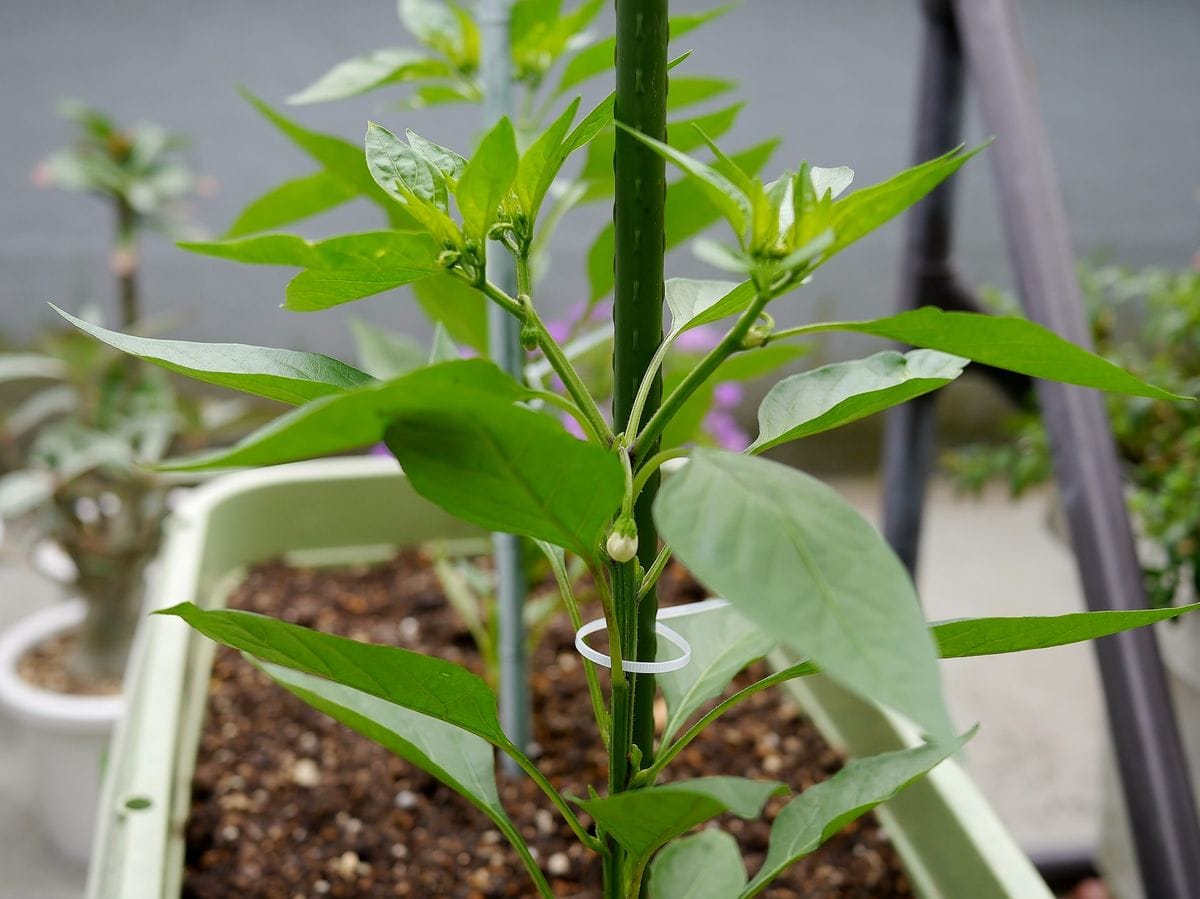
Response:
505,740,603,852
612,0,669,777
475,275,613,443
114,196,139,329
637,544,672,600
639,659,820,785
632,447,689,499
633,290,770,458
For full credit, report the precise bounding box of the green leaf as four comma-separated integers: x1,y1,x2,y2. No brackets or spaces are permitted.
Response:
287,49,453,105
364,123,459,242
51,305,373,405
665,278,753,335
575,776,783,867
588,140,779,300
810,165,854,200
741,735,971,897
655,449,953,741
224,171,359,238
798,307,1186,401
257,663,551,895
513,98,580,222
384,398,624,558
0,354,67,382
825,145,983,260
263,661,504,813
348,316,429,379
428,323,458,363
406,130,468,183
750,350,968,453
456,117,519,242
556,6,735,95
619,123,751,241
667,76,736,110
160,603,508,743
650,830,747,899
158,360,522,470
240,90,412,228
933,604,1200,658
412,273,489,353
657,603,775,742
399,0,461,50
404,82,479,110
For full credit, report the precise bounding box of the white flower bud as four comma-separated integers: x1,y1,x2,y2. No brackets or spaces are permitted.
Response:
606,528,638,563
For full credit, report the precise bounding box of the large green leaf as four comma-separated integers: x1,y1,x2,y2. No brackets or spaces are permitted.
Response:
755,603,1200,701
412,273,488,353
285,252,442,311
384,398,624,558
51,305,372,405
655,449,953,742
750,350,968,453
158,359,522,471
657,603,775,743
364,122,460,244
824,145,983,260
650,830,747,899
287,49,452,105
741,736,970,897
456,117,518,242
933,604,1200,658
348,316,428,379
576,777,783,867
240,90,411,228
797,307,1185,401
161,603,507,743
224,171,359,238
261,662,550,896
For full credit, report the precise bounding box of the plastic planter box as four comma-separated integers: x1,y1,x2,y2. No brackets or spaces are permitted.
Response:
87,458,1052,898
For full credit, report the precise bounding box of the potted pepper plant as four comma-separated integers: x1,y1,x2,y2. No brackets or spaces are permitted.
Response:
0,101,248,862
74,2,1198,896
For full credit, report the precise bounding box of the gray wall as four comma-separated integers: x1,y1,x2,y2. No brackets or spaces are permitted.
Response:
1,0,1198,361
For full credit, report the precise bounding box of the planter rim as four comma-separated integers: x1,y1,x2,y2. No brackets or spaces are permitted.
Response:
88,457,1051,899
0,598,124,729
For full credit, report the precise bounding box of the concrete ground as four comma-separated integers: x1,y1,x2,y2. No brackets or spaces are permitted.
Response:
0,478,1103,896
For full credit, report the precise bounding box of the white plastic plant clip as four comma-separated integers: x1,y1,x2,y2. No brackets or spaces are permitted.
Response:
573,598,731,674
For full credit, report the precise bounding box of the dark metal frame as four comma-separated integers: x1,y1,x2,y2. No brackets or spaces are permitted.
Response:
882,1,1200,896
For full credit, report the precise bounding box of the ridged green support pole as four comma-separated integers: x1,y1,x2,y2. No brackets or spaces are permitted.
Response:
606,0,668,894
480,0,531,770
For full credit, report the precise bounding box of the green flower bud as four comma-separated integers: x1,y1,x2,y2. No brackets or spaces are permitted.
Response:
520,323,539,352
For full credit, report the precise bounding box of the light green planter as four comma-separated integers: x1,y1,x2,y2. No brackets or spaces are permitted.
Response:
87,458,1051,899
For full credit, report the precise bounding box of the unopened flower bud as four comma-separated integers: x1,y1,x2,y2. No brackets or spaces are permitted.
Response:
606,518,639,563
741,324,770,349
437,249,461,269
520,323,539,352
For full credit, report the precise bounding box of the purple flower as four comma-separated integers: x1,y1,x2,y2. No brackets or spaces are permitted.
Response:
712,382,744,408
703,409,750,452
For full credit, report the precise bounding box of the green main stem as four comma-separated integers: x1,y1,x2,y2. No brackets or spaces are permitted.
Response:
608,0,668,895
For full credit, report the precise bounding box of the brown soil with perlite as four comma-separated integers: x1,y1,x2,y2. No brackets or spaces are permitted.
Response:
183,552,912,898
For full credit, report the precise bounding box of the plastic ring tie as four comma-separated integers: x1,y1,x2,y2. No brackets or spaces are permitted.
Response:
572,597,730,674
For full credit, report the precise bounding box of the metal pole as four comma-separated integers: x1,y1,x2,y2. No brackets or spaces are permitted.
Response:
480,0,531,765
954,1,1200,895
881,0,967,575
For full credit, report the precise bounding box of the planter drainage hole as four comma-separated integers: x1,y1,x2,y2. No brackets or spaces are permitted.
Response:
121,795,152,812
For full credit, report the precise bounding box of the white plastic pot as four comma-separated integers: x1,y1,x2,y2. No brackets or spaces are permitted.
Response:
0,599,124,864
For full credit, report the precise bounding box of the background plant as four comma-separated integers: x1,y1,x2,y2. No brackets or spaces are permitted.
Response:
0,102,249,680
946,262,1200,609
61,3,1200,896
